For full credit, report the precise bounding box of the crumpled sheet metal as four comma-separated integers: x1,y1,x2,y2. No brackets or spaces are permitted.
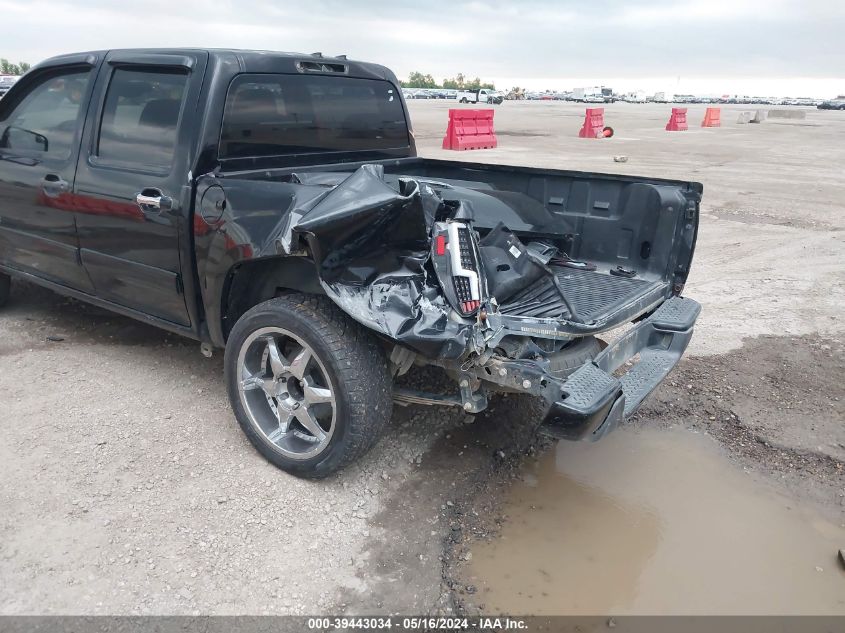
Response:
288,164,476,360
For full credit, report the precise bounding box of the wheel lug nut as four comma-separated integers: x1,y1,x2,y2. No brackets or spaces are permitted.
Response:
291,402,300,410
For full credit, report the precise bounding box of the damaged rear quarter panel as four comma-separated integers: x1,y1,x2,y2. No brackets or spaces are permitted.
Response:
194,173,329,345
195,166,477,358
293,165,474,359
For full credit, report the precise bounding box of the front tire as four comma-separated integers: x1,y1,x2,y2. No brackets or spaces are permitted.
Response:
0,273,10,308
224,294,393,478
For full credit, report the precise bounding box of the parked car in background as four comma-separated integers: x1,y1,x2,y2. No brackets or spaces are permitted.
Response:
818,98,845,110
0,75,20,98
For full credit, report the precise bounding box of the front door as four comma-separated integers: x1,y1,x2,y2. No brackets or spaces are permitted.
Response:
0,58,97,292
73,52,207,326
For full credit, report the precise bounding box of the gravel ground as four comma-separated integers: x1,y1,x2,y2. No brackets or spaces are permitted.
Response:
1,101,844,615
0,286,467,614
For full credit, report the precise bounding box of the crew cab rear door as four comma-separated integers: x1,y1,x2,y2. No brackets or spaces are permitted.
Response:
73,51,208,326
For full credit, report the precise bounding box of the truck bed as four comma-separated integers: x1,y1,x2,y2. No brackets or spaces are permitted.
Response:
389,159,697,328
219,157,700,330
499,267,667,321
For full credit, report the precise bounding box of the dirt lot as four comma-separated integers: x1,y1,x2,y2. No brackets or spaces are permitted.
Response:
1,101,844,615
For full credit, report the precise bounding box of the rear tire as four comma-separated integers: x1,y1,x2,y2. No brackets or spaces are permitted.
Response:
224,294,393,478
0,273,10,308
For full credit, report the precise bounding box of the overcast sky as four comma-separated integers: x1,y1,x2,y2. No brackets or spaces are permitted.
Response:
2,0,842,97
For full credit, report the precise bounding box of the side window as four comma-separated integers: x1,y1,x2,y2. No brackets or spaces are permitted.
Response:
96,67,188,169
0,68,91,159
219,74,409,160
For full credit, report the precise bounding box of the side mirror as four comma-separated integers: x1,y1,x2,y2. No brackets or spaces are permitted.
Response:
0,126,48,152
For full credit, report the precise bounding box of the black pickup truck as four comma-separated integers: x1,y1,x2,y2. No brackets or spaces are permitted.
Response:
0,49,701,477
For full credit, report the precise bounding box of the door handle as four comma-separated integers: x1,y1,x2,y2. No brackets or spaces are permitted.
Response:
135,188,173,213
41,174,69,197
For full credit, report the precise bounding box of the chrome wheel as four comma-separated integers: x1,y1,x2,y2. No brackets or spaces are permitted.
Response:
237,327,336,460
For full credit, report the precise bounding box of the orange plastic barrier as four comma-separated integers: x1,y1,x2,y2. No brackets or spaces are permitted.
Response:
701,107,721,127
666,108,688,131
578,108,605,138
442,109,497,150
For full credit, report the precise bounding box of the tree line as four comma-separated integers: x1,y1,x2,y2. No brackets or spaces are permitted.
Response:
401,71,495,90
1,59,31,75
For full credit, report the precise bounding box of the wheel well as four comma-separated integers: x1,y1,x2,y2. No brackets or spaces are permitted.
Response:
221,257,324,339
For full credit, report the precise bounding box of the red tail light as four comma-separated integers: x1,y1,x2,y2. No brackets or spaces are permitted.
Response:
435,235,447,256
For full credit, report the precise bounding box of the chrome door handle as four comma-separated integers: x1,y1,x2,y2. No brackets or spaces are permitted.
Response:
136,193,162,208
135,189,173,212
41,174,69,197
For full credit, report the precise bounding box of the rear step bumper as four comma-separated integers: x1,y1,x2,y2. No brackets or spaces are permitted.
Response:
539,296,701,441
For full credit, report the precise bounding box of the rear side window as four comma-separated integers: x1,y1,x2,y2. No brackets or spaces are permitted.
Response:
220,74,409,159
0,69,91,159
96,67,188,169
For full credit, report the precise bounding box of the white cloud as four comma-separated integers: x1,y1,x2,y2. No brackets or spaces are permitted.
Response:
612,0,790,24
0,0,842,97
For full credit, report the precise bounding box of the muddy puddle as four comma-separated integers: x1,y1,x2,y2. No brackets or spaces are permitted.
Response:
463,427,845,615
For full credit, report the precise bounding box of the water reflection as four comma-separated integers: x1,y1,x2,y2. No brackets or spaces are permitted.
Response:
465,428,845,615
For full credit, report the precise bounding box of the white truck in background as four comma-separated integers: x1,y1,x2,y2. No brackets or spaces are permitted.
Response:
653,91,675,103
573,86,603,103
457,88,503,104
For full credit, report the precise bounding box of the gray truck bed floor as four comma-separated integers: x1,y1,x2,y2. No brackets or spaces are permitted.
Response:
499,268,666,321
